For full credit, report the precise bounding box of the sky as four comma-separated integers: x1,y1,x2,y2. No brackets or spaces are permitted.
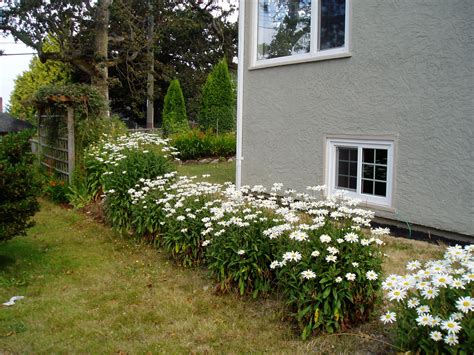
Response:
0,0,238,110
0,34,34,109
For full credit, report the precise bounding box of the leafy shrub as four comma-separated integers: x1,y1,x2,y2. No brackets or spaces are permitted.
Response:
170,129,235,160
160,180,222,267
162,79,189,135
198,58,235,133
380,245,473,353
44,178,69,203
84,132,177,233
205,205,278,297
103,150,172,232
0,130,41,242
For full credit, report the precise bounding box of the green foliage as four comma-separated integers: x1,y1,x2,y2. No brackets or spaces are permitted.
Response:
9,42,72,123
205,207,278,298
198,59,235,133
274,220,384,339
75,114,127,157
81,132,176,231
43,178,69,204
162,79,189,135
170,129,235,160
34,83,108,118
102,150,172,233
0,130,41,242
160,194,214,267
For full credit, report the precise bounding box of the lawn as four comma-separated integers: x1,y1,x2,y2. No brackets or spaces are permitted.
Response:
174,160,235,184
0,162,445,353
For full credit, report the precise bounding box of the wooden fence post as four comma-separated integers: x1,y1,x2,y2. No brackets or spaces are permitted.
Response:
67,107,75,183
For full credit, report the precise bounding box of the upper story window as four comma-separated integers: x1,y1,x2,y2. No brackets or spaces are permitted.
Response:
252,0,351,68
326,138,394,207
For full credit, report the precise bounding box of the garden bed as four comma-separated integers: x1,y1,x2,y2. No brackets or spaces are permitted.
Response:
0,199,446,353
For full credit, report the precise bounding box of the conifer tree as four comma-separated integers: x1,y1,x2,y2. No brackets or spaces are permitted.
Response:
198,58,235,133
162,79,188,135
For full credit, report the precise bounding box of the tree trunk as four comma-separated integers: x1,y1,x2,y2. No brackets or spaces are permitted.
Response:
92,0,113,117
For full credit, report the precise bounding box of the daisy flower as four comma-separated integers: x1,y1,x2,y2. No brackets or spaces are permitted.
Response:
366,270,378,280
388,288,407,302
444,333,459,346
429,331,442,341
345,273,356,281
407,298,420,308
456,296,474,313
301,270,317,280
441,319,462,334
380,311,396,324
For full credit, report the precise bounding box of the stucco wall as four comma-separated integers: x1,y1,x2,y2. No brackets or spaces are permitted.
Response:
241,0,474,237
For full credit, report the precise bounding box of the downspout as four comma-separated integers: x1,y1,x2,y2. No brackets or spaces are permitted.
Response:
236,0,245,189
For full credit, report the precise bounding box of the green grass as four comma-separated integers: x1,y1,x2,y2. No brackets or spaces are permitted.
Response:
174,161,235,184
0,163,445,353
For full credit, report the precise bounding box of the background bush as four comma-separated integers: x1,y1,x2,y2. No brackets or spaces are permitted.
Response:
162,79,189,135
170,129,235,160
198,58,235,133
0,130,41,242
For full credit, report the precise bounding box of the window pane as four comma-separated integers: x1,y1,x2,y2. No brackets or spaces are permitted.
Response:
349,148,358,161
374,181,387,196
349,162,357,176
257,0,312,60
376,149,388,165
363,164,374,179
320,0,345,50
337,175,348,188
338,161,348,175
363,149,374,164
349,177,357,190
338,147,349,160
336,146,357,191
375,166,387,181
362,179,373,194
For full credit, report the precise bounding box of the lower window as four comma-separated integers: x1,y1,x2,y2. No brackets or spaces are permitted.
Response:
326,138,394,206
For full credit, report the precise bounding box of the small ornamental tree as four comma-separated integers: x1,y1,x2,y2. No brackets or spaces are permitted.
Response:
162,79,189,135
198,58,235,133
0,130,41,242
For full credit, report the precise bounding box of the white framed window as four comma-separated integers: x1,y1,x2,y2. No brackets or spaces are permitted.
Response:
326,138,394,207
251,0,351,68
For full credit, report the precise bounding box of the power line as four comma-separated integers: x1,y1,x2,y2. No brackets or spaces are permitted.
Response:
0,52,36,56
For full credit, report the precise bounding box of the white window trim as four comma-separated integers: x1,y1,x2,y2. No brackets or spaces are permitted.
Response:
326,138,394,207
250,0,352,70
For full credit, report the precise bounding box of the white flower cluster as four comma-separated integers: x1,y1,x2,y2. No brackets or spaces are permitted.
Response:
89,132,179,188
126,175,388,286
381,244,474,347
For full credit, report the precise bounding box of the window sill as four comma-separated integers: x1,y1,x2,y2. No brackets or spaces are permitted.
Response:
249,51,352,71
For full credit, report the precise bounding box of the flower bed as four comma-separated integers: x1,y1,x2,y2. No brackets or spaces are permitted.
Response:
380,245,473,352
81,132,472,345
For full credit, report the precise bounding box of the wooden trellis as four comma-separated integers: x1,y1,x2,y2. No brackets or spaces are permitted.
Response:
32,106,75,183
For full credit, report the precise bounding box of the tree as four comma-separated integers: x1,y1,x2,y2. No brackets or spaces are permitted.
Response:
198,58,235,133
1,0,238,123
1,0,114,114
9,41,72,123
162,79,188,135
108,0,238,125
0,130,41,242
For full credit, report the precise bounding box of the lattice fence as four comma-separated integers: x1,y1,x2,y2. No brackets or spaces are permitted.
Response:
31,107,75,182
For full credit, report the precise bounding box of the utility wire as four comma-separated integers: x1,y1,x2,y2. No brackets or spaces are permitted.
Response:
0,52,36,56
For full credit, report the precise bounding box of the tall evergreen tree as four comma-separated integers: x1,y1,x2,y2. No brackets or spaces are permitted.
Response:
162,79,188,135
198,58,235,133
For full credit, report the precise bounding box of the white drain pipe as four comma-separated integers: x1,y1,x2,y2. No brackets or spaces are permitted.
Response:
235,0,245,189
